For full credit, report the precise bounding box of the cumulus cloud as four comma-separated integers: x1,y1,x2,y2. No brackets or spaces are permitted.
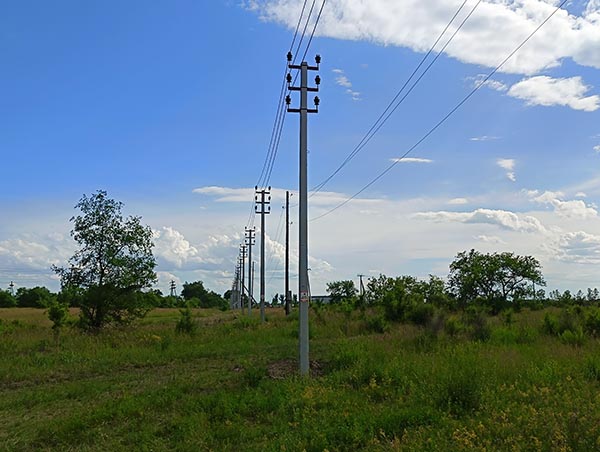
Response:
553,231,600,264
594,145,600,153
531,190,598,219
507,76,600,111
153,227,201,268
250,0,600,75
497,158,516,181
390,157,433,164
412,208,546,233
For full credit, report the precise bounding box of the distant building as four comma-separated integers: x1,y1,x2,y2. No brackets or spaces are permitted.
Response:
311,295,332,305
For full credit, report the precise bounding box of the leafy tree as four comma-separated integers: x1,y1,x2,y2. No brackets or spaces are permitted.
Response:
448,250,545,309
0,290,17,307
326,280,358,304
182,280,227,310
16,286,56,308
53,190,157,330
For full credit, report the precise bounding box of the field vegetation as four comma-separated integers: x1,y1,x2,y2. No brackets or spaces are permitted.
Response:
1,302,600,451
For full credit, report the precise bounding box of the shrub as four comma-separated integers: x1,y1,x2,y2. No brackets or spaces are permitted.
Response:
542,312,559,335
175,306,198,335
47,300,69,341
435,362,483,415
584,308,600,337
559,326,585,347
463,308,491,342
583,356,600,381
407,303,434,326
444,315,463,337
365,314,390,334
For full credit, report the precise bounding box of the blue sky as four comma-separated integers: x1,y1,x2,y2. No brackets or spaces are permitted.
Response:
1,0,600,298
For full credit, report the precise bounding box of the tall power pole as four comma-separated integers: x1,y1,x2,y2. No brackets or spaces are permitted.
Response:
9,281,15,297
286,52,320,375
169,280,177,297
285,191,291,316
240,245,247,311
245,227,256,316
255,186,271,322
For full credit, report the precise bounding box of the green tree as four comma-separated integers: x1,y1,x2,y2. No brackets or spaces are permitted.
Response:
53,190,157,330
448,249,545,309
326,280,358,304
182,280,227,309
16,286,56,308
0,290,17,307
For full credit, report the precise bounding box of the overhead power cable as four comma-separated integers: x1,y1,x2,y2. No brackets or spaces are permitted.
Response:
311,0,569,222
310,0,474,195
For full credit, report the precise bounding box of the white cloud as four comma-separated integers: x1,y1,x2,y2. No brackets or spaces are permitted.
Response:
475,235,506,244
553,231,600,264
468,74,508,92
390,157,433,164
153,227,201,268
532,190,598,219
575,192,587,198
448,197,468,205
252,0,600,75
470,135,500,142
412,208,547,234
508,76,600,111
594,145,600,153
497,158,516,181
332,68,361,100
193,186,255,202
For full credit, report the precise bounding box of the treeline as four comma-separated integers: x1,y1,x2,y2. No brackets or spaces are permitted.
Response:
324,250,600,319
0,280,228,311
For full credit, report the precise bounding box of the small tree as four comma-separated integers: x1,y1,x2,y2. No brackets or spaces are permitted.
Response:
47,300,69,342
326,280,358,304
53,190,157,330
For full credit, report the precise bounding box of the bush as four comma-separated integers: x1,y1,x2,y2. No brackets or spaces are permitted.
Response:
444,315,464,337
542,312,559,335
407,303,434,326
47,301,69,338
435,360,483,415
364,314,390,334
583,356,600,381
0,290,17,307
175,306,198,335
559,326,585,347
463,308,491,342
584,308,600,337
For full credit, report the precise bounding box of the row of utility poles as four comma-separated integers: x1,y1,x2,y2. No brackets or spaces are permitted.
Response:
231,52,320,376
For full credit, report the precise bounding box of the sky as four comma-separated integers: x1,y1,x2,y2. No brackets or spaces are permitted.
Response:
1,0,600,299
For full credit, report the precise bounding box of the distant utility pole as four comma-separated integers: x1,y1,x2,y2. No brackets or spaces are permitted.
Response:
9,281,15,296
232,266,240,310
240,244,247,312
169,280,177,297
286,52,320,376
245,227,256,316
255,186,271,322
285,191,291,316
357,274,365,298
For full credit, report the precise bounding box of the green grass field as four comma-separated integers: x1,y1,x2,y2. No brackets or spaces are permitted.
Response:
1,306,600,451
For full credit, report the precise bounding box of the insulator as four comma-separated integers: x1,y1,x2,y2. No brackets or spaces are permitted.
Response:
314,96,320,106
287,51,293,62
285,95,291,105
315,54,321,64
315,75,321,85
286,73,292,83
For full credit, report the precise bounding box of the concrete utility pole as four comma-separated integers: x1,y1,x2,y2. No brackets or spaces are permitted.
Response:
255,186,271,322
169,280,177,297
240,245,247,311
357,274,365,298
285,191,291,316
286,52,320,376
245,227,256,316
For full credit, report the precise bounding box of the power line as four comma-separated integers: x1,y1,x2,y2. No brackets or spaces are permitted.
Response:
310,0,474,195
311,0,569,222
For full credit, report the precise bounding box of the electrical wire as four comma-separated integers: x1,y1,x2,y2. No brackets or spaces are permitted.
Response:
310,0,474,195
311,0,569,222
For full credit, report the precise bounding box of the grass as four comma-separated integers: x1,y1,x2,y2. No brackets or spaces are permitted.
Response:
1,306,600,451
